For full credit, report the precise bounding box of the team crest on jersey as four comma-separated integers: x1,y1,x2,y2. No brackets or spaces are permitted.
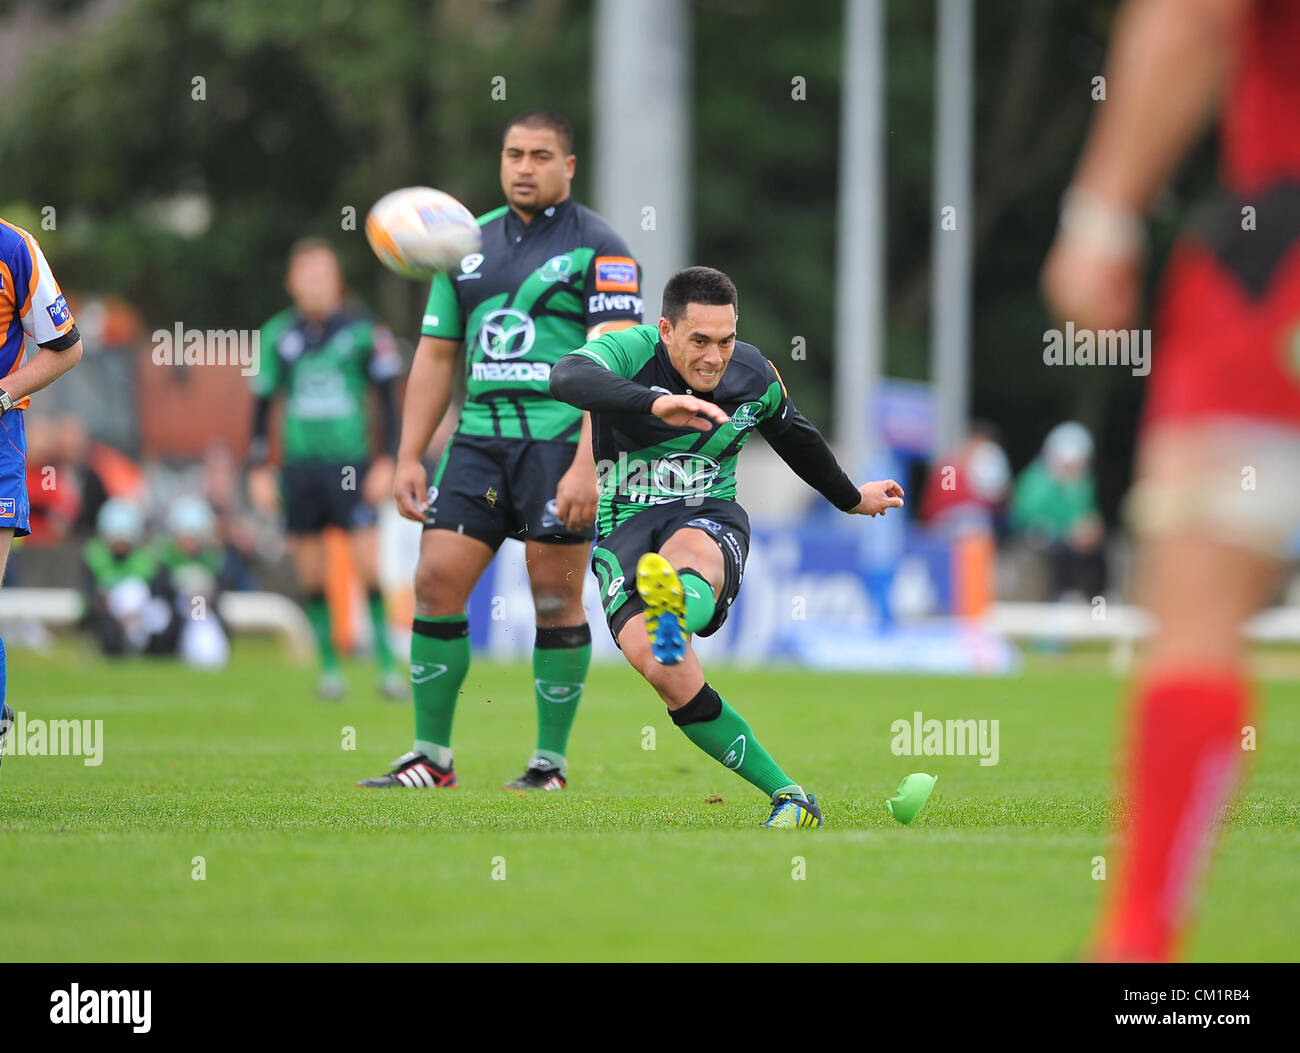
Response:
538,254,574,283
729,401,763,430
458,253,484,280
594,257,638,292
485,486,498,508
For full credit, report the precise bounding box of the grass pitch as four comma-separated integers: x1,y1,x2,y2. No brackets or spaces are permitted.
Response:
3,641,1297,962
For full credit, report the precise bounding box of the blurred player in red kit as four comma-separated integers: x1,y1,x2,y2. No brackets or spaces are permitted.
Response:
1043,0,1300,960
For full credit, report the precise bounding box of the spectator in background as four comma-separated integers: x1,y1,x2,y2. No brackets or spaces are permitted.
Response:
1010,421,1106,600
58,414,109,539
21,411,137,549
23,413,79,545
81,498,170,656
155,496,231,669
921,422,1012,534
201,441,261,590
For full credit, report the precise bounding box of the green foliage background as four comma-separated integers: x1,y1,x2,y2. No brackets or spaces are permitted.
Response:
0,0,1218,518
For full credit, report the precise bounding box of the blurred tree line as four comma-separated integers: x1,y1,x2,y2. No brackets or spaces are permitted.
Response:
0,0,1218,522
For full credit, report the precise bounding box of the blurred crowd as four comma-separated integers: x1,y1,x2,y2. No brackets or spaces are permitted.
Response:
83,495,231,668
8,414,285,663
920,419,1108,603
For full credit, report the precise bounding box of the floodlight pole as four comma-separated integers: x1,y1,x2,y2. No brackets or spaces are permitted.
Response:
930,0,974,454
593,0,691,309
834,0,884,472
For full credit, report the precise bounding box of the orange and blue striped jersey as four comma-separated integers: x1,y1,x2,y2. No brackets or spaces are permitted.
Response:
0,218,78,410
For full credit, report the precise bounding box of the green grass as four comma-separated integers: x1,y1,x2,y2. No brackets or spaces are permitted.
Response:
2,640,1298,961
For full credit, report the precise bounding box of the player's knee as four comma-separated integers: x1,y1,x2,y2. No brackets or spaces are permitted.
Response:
531,589,567,620
627,646,676,698
413,560,466,616
642,666,676,702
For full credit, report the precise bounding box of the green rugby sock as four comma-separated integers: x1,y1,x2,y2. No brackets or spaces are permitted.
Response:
410,615,471,759
678,569,717,635
367,589,395,672
304,593,338,672
532,624,591,773
670,684,803,801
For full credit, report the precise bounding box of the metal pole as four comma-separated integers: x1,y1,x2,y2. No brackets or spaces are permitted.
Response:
834,0,884,471
931,0,974,454
593,0,690,313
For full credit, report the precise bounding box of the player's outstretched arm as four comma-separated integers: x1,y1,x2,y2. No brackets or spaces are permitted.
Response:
649,394,729,431
549,352,729,432
393,335,460,521
848,479,905,517
553,320,645,530
758,395,905,516
759,404,883,513
549,350,659,414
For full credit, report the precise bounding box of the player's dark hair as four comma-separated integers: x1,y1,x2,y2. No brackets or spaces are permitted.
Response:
286,235,338,267
661,266,739,325
503,110,575,155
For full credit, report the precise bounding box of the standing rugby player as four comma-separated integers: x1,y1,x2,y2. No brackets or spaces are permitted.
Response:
359,111,642,791
549,267,905,827
0,218,85,768
1042,0,1300,960
248,238,404,700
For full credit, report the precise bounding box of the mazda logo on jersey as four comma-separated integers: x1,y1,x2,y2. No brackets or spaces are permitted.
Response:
653,453,720,497
479,309,536,360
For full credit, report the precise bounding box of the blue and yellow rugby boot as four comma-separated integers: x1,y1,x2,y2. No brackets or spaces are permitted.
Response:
636,552,688,665
763,792,823,829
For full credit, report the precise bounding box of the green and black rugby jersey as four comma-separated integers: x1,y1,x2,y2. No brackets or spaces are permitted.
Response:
421,196,642,442
552,324,862,537
253,306,402,464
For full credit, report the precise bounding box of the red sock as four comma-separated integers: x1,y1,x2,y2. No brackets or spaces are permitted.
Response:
1099,669,1250,961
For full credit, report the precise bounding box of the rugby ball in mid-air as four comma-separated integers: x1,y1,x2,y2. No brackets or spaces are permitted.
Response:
365,187,481,280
